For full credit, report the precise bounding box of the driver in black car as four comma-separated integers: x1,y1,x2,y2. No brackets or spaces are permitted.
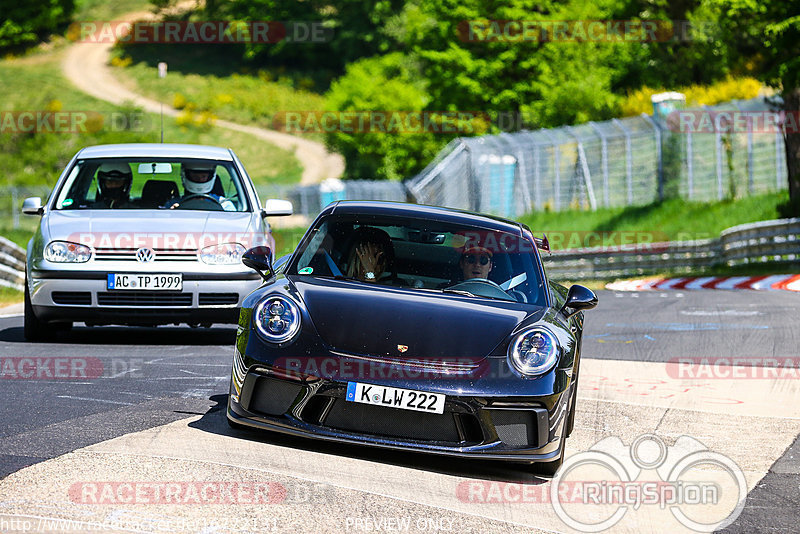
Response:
164,162,235,210
460,245,493,280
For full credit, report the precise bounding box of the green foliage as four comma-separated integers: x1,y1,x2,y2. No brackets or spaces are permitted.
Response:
212,0,405,74
324,53,449,180
0,0,74,51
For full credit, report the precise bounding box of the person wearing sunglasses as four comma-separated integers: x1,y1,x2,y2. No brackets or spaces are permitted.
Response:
460,245,493,281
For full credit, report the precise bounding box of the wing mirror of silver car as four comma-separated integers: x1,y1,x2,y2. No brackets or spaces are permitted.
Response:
261,199,294,217
22,197,44,216
242,246,275,281
560,284,598,319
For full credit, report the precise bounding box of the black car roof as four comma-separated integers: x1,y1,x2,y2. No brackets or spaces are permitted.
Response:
324,201,523,235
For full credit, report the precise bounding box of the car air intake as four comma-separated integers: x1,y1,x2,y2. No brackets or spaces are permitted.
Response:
489,409,539,448
198,293,239,306
52,291,91,305
248,377,304,416
96,291,192,306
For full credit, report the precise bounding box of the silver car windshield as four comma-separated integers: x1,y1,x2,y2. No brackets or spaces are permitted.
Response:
290,215,547,306
53,158,250,212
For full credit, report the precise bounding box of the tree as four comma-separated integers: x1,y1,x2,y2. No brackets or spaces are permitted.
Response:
0,0,74,51
707,0,800,214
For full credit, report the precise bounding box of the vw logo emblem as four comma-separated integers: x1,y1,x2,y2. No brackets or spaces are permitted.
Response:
136,247,155,263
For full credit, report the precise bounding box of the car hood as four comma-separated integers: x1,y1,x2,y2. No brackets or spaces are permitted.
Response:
46,210,255,247
292,277,539,361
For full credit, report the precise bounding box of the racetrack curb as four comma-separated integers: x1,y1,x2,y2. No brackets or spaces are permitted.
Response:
606,274,800,292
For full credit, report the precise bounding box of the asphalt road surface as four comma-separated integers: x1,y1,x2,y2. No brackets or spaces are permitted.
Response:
0,289,798,533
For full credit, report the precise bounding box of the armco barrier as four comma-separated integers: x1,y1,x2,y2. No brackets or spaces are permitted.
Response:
0,236,25,290
1,219,797,288
542,218,800,281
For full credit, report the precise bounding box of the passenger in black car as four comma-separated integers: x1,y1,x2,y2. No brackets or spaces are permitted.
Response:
345,226,396,283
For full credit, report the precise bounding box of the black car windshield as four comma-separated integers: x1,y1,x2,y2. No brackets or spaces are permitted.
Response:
290,214,547,306
53,158,249,211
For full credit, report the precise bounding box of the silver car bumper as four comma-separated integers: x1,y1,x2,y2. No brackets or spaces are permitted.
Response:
29,267,261,325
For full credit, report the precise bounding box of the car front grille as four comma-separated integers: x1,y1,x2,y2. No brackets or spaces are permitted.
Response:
93,248,198,262
52,291,91,305
198,293,239,306
321,399,462,443
96,291,192,307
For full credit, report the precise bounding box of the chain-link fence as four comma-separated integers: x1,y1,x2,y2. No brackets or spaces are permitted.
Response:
407,97,788,218
257,180,407,219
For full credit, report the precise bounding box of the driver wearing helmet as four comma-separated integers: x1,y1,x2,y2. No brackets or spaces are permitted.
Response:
92,162,135,209
164,162,235,211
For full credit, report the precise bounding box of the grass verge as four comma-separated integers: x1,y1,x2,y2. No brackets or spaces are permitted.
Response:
0,286,23,307
113,45,328,146
519,191,788,248
0,49,302,188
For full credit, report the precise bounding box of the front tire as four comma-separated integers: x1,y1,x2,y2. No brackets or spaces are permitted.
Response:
24,277,51,342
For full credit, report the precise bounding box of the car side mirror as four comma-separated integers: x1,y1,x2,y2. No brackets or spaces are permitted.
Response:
560,284,598,319
22,197,44,215
242,246,274,281
261,198,293,217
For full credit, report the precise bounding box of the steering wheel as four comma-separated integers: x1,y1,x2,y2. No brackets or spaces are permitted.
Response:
171,194,225,211
446,278,514,301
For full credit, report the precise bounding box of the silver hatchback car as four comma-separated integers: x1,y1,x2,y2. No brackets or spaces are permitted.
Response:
21,143,293,340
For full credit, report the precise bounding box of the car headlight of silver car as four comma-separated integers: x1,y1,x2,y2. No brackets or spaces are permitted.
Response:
507,326,559,376
199,243,246,265
44,241,92,263
254,295,301,343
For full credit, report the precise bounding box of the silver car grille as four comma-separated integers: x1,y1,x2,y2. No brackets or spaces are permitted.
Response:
93,248,198,262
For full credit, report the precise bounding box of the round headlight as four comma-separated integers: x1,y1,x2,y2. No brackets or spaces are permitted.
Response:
254,295,301,343
44,241,92,263
507,327,559,376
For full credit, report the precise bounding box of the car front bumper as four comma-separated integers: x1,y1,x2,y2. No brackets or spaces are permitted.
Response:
29,270,261,325
227,360,573,463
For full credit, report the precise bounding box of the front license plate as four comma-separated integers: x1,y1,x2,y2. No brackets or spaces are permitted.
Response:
346,382,445,414
107,273,182,291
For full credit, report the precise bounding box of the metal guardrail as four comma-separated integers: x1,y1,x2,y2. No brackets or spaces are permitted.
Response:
542,218,800,281
0,236,25,290
1,218,796,289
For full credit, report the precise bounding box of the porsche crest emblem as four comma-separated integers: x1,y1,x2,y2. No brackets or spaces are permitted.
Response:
397,344,409,353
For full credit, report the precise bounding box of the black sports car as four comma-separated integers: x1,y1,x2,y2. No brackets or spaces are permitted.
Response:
228,201,596,475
